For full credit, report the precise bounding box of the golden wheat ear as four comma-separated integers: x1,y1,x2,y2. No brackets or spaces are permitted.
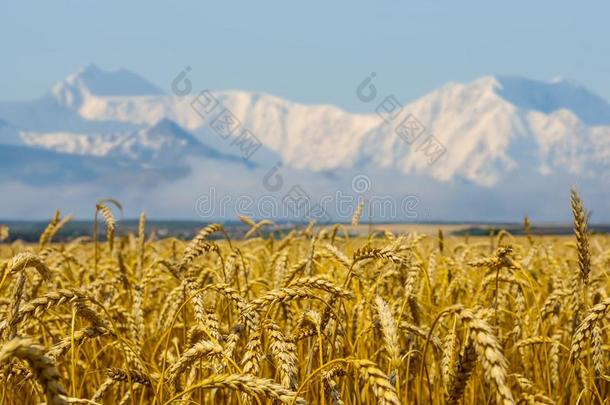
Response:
570,187,591,285
96,204,116,251
3,185,608,404
0,338,68,405
351,201,364,227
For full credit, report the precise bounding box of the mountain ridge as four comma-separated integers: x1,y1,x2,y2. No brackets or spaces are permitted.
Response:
1,66,609,220
36,67,610,186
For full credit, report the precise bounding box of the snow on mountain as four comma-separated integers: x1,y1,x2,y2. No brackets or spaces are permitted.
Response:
20,120,190,160
361,75,610,186
18,118,225,164
363,76,525,186
70,88,380,169
51,64,163,109
527,109,610,176
43,68,610,187
496,76,610,125
1,65,610,220
0,95,137,134
0,65,154,133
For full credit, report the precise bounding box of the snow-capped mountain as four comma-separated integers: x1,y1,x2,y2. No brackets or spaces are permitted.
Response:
19,118,234,165
24,65,610,186
0,65,609,220
51,64,163,109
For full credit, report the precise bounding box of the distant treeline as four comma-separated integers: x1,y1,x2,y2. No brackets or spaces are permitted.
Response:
452,224,610,236
0,220,248,243
1,220,610,243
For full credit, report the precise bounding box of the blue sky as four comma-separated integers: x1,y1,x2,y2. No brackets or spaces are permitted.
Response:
1,1,609,112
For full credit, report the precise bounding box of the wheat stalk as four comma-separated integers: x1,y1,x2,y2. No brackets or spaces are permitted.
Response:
375,295,400,371
95,203,116,252
571,187,591,285
0,338,68,405
166,340,224,385
447,339,477,404
350,359,401,405
264,320,299,389
570,297,610,362
351,201,364,227
0,192,607,404
175,373,306,404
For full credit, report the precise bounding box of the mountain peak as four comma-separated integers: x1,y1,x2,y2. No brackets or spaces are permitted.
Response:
50,65,163,107
3,68,610,219
76,65,162,96
494,75,610,125
79,63,103,76
443,75,610,126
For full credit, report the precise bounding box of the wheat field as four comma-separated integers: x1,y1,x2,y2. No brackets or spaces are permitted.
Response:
0,190,607,404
